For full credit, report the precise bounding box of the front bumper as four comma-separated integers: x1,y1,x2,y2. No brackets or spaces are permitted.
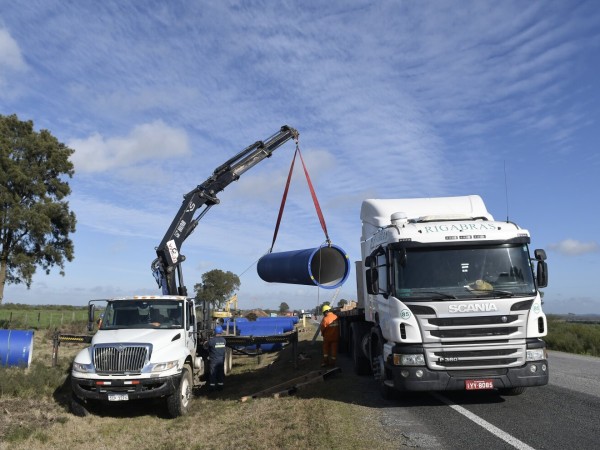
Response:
72,373,180,402
389,360,549,391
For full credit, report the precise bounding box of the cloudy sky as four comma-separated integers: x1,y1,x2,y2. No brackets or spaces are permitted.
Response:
1,1,599,314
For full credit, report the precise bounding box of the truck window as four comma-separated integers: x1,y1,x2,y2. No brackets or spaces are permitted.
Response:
376,252,388,296
100,300,184,329
392,244,536,300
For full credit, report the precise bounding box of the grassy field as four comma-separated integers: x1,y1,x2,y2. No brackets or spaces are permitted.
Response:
0,304,88,329
0,319,392,450
545,315,600,357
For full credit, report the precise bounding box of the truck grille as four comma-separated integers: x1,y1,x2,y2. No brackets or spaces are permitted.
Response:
408,303,529,370
93,344,151,374
425,344,524,369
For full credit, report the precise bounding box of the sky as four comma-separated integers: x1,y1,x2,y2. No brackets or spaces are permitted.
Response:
1,1,599,314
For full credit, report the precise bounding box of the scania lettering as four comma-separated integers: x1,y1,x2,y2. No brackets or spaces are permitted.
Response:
448,303,498,313
335,195,549,398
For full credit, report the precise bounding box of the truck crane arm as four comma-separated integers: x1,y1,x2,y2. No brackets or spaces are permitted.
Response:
152,125,299,296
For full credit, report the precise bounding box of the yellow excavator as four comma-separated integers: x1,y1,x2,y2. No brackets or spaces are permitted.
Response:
212,294,239,319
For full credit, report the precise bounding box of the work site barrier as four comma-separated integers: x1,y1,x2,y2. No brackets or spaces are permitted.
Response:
225,329,298,366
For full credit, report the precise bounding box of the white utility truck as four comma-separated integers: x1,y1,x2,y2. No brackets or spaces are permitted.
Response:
70,126,298,417
336,195,549,398
71,295,220,417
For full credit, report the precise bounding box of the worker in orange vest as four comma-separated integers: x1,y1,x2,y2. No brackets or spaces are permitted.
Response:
320,305,340,367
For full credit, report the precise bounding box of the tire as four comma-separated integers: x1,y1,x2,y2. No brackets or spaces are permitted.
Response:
224,347,233,376
499,386,526,396
167,365,193,418
371,339,395,400
351,322,372,376
70,394,91,417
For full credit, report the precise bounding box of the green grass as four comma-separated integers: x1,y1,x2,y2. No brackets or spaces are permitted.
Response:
0,304,88,329
0,361,68,397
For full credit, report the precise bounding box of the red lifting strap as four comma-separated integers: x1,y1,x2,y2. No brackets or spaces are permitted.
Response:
269,139,331,253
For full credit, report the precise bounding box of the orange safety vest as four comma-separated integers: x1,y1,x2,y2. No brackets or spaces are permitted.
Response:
320,312,340,342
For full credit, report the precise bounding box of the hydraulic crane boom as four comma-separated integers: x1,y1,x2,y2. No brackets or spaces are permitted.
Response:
152,125,299,296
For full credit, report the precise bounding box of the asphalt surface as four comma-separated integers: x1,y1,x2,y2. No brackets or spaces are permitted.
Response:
339,349,600,449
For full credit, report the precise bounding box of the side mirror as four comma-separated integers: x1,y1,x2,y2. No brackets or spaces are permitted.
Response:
87,304,96,332
365,267,379,295
536,260,548,288
534,249,547,261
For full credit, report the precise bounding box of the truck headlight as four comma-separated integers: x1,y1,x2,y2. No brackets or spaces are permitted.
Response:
393,354,425,366
526,349,546,361
72,362,95,373
150,360,179,373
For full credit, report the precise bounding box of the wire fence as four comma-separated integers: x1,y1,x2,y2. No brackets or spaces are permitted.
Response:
0,309,88,329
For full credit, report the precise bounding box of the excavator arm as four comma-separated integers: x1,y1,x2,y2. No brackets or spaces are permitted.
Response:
152,125,299,296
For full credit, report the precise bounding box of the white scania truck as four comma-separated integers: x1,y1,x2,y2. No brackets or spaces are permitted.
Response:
336,195,549,398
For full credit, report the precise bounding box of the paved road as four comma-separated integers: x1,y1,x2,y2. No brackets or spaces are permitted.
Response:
341,350,600,449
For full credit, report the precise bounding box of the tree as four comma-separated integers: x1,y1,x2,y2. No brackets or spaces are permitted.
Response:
0,114,76,304
279,301,290,314
193,269,240,309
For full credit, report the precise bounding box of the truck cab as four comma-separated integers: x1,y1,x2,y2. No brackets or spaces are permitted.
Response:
354,195,549,396
71,295,213,417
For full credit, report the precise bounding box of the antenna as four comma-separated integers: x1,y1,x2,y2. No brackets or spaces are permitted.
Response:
504,160,510,222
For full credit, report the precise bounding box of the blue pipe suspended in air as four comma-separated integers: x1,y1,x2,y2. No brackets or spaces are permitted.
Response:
257,244,350,289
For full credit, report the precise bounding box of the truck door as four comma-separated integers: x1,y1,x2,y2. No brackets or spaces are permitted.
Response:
185,300,197,355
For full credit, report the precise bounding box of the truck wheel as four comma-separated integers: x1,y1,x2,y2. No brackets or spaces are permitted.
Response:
167,365,193,418
224,347,233,375
499,386,526,396
351,322,372,376
70,394,91,417
372,343,395,400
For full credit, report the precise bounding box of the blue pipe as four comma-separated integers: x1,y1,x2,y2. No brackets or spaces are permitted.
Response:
257,244,350,289
0,329,34,368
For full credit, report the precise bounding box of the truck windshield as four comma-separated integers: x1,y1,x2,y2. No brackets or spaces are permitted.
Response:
392,244,536,300
100,300,184,329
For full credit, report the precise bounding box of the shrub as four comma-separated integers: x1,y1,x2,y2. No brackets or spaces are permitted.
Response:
546,318,600,357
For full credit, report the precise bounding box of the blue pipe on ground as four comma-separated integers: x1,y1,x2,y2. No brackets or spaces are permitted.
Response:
0,329,34,368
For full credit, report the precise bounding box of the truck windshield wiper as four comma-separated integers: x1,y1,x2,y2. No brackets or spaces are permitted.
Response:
402,291,457,300
466,288,515,298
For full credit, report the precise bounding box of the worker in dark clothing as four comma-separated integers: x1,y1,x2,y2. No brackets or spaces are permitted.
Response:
205,325,227,391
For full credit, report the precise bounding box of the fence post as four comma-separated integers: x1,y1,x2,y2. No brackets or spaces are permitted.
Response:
38,312,41,324
52,331,60,367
